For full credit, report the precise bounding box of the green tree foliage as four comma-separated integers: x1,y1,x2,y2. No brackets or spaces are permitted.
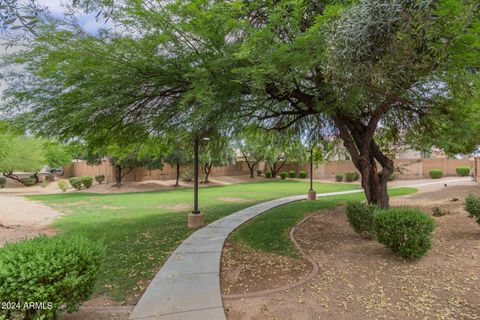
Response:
162,135,193,187
235,127,269,178
0,135,45,181
199,134,236,183
2,0,479,207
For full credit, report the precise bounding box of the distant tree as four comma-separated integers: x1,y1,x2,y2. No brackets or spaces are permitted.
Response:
200,136,236,184
1,135,45,182
162,136,192,187
43,141,73,172
264,132,306,178
84,142,164,187
235,127,268,178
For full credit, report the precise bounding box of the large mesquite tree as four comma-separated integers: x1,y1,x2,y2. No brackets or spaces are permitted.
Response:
2,0,479,207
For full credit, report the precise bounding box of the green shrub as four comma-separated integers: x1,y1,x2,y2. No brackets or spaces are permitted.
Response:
0,177,5,189
256,169,262,176
373,207,435,258
182,169,194,182
345,172,359,182
19,177,36,186
265,171,272,178
68,177,82,190
432,207,449,217
335,173,344,182
288,170,296,178
95,175,105,184
80,176,93,189
388,173,396,181
0,235,103,320
429,168,443,179
280,172,288,179
57,180,69,192
299,171,307,178
465,193,480,225
346,201,377,239
455,166,471,177
45,174,55,182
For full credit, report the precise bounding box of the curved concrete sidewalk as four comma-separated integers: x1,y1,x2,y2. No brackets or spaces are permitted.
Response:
129,178,472,320
129,189,364,320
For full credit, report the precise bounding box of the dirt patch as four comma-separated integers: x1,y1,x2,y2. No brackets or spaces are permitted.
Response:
221,242,310,296
218,197,254,203
223,185,480,320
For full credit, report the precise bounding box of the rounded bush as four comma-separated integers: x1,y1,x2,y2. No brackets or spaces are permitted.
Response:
19,177,36,186
0,177,6,189
373,207,435,258
388,173,396,181
256,169,262,176
68,177,82,190
57,180,69,192
345,172,359,182
280,172,288,179
0,235,103,319
95,175,105,184
335,173,344,182
288,170,296,178
45,174,55,182
465,193,480,225
429,169,443,179
346,201,377,239
80,176,93,189
455,166,470,177
299,171,307,178
265,171,272,178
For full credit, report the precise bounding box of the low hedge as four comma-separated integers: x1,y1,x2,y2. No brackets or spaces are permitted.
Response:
280,172,288,179
80,176,93,189
345,172,359,182
0,177,5,189
335,173,344,182
68,177,83,190
288,170,296,178
57,180,69,192
455,166,470,177
95,175,105,184
465,193,480,225
0,235,103,319
429,169,443,179
45,174,55,182
299,171,307,178
256,169,262,176
346,201,377,239
373,207,435,258
265,171,272,178
19,177,36,186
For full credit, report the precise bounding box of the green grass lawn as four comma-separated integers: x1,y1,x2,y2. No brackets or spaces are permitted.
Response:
231,187,417,258
27,180,359,302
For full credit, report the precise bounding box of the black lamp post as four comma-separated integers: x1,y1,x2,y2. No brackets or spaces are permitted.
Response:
308,147,316,200
188,135,209,228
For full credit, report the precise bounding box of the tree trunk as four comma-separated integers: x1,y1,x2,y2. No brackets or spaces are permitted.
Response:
3,171,20,181
241,150,256,178
270,158,286,178
333,115,394,208
115,165,122,187
175,163,180,187
203,163,213,183
33,172,39,184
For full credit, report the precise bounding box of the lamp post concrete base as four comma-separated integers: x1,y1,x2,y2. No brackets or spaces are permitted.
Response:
188,213,205,229
307,190,317,201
